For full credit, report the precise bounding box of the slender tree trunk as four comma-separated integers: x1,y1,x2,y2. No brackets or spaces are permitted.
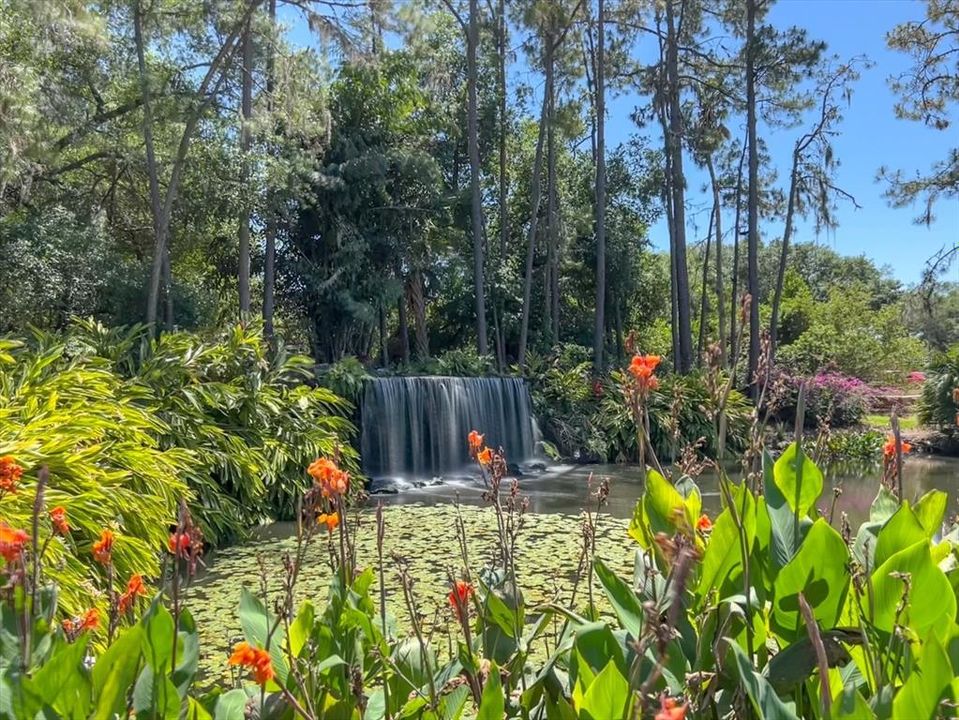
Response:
263,0,277,341
410,269,429,360
697,211,713,364
398,290,411,365
544,39,557,345
134,0,165,332
497,0,508,260
467,0,488,355
517,85,549,366
729,139,746,350
614,299,624,365
162,244,173,330
593,0,607,372
770,154,799,361
706,154,727,366
746,0,761,397
379,303,389,368
665,0,693,373
238,20,253,318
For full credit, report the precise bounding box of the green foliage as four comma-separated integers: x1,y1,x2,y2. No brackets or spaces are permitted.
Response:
433,348,497,377
777,284,926,382
0,338,188,615
317,356,370,406
919,343,959,428
61,320,358,540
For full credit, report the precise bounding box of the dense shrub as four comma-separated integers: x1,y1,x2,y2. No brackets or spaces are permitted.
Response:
767,368,878,428
317,355,371,405
59,320,358,541
918,344,959,429
433,347,496,376
0,338,189,615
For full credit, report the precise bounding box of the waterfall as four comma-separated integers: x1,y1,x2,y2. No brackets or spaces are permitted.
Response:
360,376,538,478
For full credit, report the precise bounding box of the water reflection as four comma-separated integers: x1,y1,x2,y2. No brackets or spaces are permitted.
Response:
372,455,959,528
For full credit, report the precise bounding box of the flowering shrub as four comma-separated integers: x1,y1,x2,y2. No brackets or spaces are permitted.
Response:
767,368,881,427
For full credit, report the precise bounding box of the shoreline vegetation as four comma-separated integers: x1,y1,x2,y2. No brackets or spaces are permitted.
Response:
4,348,959,718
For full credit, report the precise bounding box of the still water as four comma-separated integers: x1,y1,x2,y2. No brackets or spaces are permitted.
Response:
372,455,959,528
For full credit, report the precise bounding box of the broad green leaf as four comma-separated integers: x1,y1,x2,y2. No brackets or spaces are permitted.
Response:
772,442,823,519
288,601,315,658
133,665,181,720
172,608,199,697
874,502,927,568
772,519,849,641
833,686,875,720
871,540,956,636
476,662,504,720
141,599,176,672
892,635,954,719
914,490,948,537
570,622,627,703
92,625,143,720
26,636,91,719
212,689,248,720
593,558,643,638
727,642,799,720
576,660,630,720
238,587,289,687
644,469,692,538
869,487,899,524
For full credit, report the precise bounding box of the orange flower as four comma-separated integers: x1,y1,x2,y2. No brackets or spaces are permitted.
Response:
696,514,712,532
317,512,340,532
168,532,190,557
228,641,274,686
629,354,662,394
50,506,69,535
118,574,148,614
92,529,115,566
80,608,100,631
448,579,474,620
882,435,912,460
655,696,687,720
467,430,484,454
307,457,350,498
0,523,29,564
477,447,493,466
0,456,23,494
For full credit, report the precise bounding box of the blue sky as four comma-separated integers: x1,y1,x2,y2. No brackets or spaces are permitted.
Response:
288,0,958,286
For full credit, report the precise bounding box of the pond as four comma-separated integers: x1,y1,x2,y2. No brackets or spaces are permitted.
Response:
375,453,959,528
183,454,959,683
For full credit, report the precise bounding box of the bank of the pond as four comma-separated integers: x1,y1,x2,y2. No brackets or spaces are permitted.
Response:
184,503,632,683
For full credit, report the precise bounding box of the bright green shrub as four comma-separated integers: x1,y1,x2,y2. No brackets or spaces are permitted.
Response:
318,355,370,405
0,338,189,615
62,320,358,541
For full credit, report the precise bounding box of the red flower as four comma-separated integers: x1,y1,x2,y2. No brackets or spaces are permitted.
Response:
477,447,493,467
168,532,190,557
0,523,29,564
80,608,100,631
655,696,687,720
307,458,350,498
628,354,662,393
118,573,148,614
228,641,274,686
0,456,23,495
468,430,484,454
696,514,712,532
92,529,115,566
882,435,912,460
448,579,474,620
50,506,69,535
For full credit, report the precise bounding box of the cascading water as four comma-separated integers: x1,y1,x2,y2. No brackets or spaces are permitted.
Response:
360,377,538,478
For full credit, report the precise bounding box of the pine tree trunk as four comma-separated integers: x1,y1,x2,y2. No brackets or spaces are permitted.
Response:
517,79,549,366
746,0,761,397
592,0,607,372
729,140,746,350
544,40,557,345
263,0,277,342
665,0,693,373
398,292,411,365
238,21,253,318
770,154,799,362
706,154,727,366
467,0,488,355
697,210,713,364
163,245,173,330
